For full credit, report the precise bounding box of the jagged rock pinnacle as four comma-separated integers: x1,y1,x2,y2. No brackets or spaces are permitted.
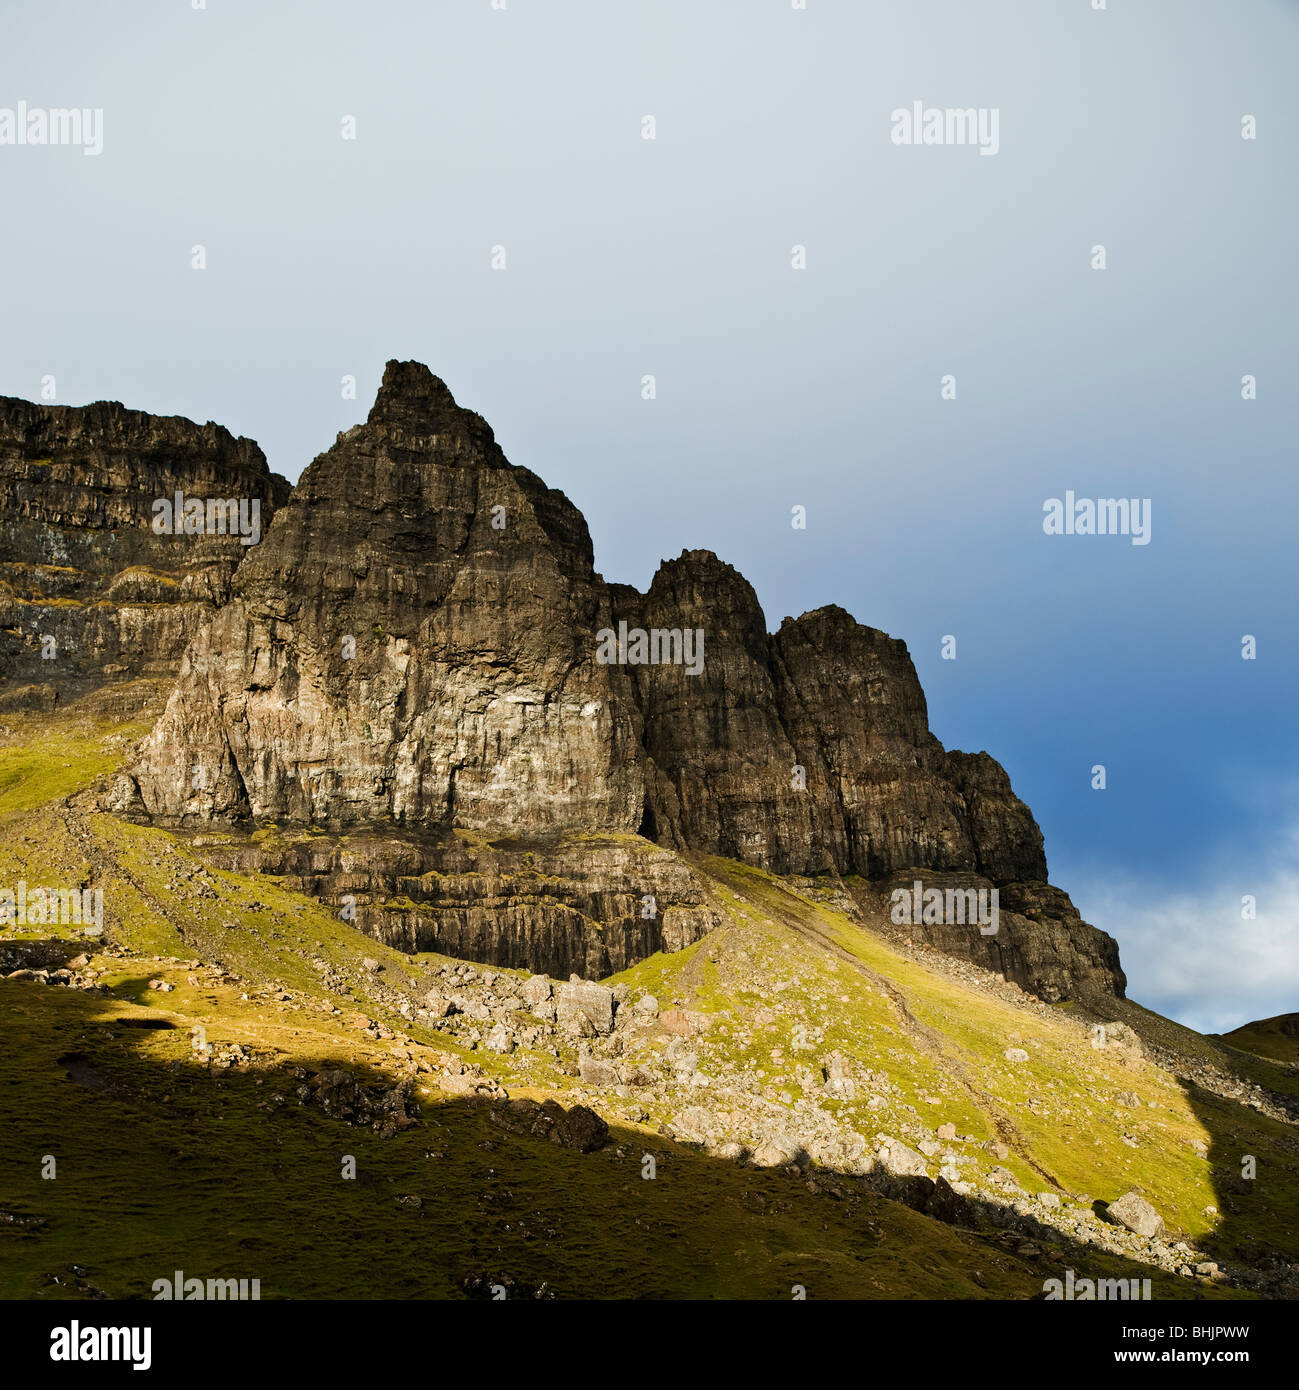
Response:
363,360,499,457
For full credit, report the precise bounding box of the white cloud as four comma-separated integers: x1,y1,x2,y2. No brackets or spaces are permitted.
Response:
1065,821,1299,1035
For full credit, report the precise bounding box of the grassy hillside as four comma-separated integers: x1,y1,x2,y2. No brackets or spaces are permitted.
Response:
0,699,1293,1299
1220,1015,1299,1069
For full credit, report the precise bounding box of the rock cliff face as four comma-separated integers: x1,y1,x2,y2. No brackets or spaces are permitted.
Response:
0,395,289,713
195,829,715,979
21,362,1121,996
131,361,644,832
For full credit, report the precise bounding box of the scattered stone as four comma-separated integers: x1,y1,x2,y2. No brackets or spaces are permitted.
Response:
462,1273,554,1300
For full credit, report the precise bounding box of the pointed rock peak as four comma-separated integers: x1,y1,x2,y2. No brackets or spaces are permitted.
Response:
363,360,499,455
651,549,742,587
646,549,765,627
780,604,855,631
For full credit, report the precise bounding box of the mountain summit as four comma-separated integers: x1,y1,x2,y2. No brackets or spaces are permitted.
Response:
107,364,1124,998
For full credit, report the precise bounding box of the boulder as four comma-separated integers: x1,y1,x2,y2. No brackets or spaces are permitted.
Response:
752,1131,803,1168
577,1054,620,1087
1092,1021,1144,1067
822,1052,856,1100
1106,1190,1165,1239
519,974,552,1007
422,991,453,1018
556,980,615,1035
659,1007,709,1037
877,1138,928,1178
536,1100,609,1152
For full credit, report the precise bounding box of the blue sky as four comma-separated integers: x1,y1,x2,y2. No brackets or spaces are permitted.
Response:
2,0,1295,1031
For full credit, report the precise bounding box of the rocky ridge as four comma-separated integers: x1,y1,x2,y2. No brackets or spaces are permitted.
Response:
4,363,1121,997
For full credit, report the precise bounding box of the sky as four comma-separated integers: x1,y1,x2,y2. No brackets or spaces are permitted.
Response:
1,0,1295,1032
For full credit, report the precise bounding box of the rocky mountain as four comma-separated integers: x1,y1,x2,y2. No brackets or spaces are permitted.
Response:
0,394,289,716
5,363,1121,997
7,365,1298,1309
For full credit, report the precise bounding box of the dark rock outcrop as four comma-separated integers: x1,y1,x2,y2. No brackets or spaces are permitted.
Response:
0,394,289,710
769,603,977,878
946,751,1048,883
849,874,1126,1003
614,552,821,871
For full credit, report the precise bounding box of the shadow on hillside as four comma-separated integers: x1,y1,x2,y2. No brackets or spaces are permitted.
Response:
0,973,1255,1302
1072,1001,1299,1296
1182,1080,1299,1292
